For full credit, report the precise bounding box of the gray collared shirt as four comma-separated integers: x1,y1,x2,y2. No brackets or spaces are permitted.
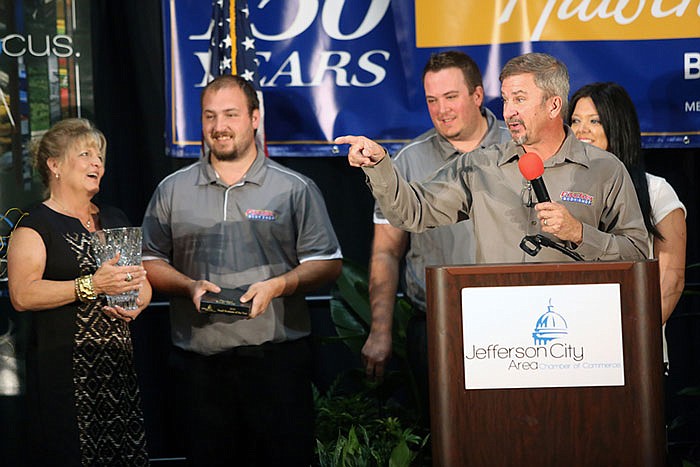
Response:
142,150,342,355
374,108,510,310
364,126,648,264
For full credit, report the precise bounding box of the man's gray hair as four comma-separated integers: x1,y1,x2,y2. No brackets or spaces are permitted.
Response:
500,53,570,116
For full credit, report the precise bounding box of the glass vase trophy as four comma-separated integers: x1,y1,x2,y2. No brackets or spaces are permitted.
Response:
90,227,142,310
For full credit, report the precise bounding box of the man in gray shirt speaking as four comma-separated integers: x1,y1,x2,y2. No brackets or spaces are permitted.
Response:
336,53,648,264
362,52,511,423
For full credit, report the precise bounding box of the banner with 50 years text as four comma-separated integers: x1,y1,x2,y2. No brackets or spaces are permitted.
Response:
163,0,700,157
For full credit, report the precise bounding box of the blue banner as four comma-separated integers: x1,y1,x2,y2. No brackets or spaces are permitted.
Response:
163,1,700,158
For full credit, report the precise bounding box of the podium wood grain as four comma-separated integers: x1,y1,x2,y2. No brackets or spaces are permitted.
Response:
426,261,665,466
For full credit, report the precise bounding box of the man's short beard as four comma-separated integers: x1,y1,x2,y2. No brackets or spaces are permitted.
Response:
511,134,527,145
210,147,239,161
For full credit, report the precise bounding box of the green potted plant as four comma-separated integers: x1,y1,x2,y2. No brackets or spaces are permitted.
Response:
314,258,430,466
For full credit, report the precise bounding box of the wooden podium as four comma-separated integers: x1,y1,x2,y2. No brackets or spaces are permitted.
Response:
425,261,665,466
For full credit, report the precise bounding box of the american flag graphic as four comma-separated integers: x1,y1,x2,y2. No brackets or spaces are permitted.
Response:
208,0,266,153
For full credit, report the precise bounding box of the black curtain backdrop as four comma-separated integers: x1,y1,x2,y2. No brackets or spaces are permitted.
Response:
88,0,700,462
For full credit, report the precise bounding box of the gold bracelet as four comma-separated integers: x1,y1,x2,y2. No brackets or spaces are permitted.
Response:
75,275,98,302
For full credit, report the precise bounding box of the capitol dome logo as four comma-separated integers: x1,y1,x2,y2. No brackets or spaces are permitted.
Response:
532,299,568,345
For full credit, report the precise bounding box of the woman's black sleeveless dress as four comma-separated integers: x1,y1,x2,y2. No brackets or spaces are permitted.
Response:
20,203,148,466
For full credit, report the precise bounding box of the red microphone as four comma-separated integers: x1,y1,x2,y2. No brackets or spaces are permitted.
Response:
518,152,550,203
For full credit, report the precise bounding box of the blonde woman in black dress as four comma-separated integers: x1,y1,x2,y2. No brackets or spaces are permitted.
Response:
7,118,151,465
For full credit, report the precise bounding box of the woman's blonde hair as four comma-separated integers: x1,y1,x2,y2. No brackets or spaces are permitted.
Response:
31,118,107,188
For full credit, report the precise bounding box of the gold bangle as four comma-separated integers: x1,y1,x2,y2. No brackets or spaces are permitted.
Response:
75,275,98,302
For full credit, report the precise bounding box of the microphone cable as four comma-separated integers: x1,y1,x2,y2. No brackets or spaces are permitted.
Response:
519,234,584,262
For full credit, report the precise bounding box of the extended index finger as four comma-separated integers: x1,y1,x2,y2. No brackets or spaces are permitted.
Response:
334,135,360,146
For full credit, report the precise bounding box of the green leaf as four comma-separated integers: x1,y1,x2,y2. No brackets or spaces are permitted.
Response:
668,414,689,431
329,258,417,361
391,297,416,359
678,386,700,396
332,434,345,465
328,259,375,355
335,259,372,325
389,440,413,467
330,298,367,335
330,298,368,354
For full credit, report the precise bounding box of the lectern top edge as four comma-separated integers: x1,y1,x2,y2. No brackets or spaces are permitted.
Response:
431,259,652,277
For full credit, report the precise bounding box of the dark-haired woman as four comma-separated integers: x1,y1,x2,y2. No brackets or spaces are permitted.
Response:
569,83,686,327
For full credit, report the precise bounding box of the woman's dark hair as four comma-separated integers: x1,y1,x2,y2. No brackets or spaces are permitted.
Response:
568,82,661,240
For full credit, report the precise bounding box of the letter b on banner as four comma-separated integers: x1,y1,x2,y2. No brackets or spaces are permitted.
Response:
685,53,700,79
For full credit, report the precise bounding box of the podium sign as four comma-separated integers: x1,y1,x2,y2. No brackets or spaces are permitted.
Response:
461,283,624,389
426,261,665,467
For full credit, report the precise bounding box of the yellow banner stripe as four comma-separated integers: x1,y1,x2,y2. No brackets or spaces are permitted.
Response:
416,1,700,47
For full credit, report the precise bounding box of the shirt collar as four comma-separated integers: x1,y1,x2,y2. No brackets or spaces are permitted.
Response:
497,140,524,166
435,107,504,162
241,149,268,185
196,148,268,186
480,107,504,148
496,125,591,168
434,130,461,162
551,125,591,168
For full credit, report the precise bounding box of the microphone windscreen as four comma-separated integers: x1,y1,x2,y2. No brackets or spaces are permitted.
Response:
518,152,544,181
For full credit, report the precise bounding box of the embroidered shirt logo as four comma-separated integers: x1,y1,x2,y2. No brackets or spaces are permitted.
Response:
246,209,276,221
560,191,593,206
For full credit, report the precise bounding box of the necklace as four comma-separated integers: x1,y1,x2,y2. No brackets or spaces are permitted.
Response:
50,197,93,230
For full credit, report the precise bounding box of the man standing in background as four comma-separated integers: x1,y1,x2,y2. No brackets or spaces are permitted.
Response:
361,51,510,420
